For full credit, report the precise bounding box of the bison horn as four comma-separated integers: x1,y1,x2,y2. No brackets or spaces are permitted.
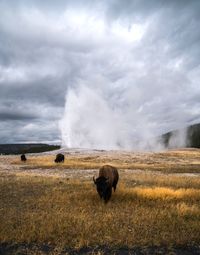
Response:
93,176,96,184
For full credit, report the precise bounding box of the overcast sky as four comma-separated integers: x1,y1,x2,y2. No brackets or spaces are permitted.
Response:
0,0,200,148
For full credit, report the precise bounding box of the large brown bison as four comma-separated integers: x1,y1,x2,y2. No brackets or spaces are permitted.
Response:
93,165,119,203
54,153,65,163
21,154,27,161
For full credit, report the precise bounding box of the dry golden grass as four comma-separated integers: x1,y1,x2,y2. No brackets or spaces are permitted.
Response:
11,149,200,173
0,174,200,249
123,171,200,189
1,149,200,253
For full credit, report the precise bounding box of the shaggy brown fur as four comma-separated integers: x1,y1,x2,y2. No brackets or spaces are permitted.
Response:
93,165,119,202
54,153,65,163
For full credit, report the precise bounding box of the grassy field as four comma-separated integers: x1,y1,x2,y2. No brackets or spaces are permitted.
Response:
0,149,200,254
11,148,200,173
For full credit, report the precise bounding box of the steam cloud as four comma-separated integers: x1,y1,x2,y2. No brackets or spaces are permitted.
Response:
60,85,134,150
168,128,189,149
60,82,188,151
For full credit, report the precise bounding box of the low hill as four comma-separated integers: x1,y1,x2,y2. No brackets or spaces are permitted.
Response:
0,144,61,155
161,123,200,148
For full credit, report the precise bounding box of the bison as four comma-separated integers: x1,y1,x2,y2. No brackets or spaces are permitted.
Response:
93,165,119,203
54,153,65,163
21,154,27,161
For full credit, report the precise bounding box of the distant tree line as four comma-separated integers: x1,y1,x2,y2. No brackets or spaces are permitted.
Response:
187,123,200,148
0,144,60,155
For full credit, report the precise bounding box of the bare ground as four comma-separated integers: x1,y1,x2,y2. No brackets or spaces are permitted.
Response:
1,148,200,179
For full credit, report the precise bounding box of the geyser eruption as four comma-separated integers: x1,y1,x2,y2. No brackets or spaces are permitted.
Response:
60,86,134,149
60,82,189,151
58,8,192,151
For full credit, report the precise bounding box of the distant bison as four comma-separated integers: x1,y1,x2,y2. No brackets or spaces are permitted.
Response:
93,165,119,203
54,153,65,163
21,154,27,161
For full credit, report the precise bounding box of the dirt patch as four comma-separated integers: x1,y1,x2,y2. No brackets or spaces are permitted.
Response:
1,243,200,255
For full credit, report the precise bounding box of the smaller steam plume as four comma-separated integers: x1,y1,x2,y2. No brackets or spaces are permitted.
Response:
168,128,189,148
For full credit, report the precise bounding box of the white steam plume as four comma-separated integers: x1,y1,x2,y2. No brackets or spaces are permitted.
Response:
60,86,133,149
59,83,179,151
168,128,189,149
60,80,190,151
57,10,192,151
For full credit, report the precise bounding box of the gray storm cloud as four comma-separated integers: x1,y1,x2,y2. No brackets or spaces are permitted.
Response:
59,2,200,150
0,1,200,147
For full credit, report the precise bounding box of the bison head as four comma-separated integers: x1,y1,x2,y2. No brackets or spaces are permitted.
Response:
93,176,112,202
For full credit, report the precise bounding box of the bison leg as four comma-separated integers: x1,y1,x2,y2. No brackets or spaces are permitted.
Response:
104,188,112,203
113,180,118,192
